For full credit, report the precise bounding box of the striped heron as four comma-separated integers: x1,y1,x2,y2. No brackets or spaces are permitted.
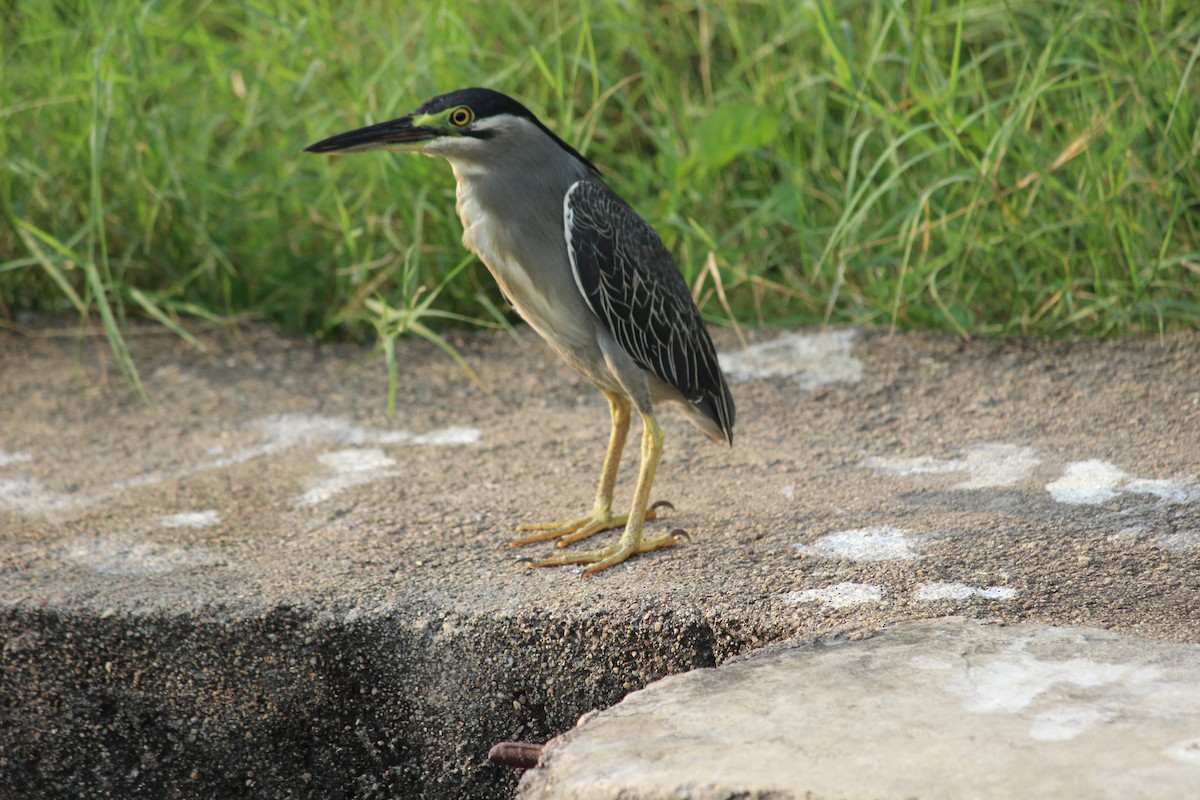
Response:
306,88,734,574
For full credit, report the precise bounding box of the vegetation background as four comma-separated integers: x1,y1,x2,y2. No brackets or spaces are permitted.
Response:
3,0,1198,386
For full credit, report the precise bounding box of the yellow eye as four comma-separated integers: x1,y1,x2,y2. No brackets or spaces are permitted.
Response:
449,107,473,127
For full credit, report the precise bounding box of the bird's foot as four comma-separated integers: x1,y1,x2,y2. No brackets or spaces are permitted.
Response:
527,529,684,576
510,500,672,547
510,512,624,547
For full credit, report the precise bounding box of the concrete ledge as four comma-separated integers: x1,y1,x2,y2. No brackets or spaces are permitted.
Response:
2,324,1198,798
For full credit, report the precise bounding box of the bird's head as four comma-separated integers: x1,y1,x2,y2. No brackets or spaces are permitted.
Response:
304,87,597,171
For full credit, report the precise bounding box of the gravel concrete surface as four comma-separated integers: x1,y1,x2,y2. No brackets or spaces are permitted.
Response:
1,322,1198,798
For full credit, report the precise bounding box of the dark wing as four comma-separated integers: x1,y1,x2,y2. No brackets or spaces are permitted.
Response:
564,180,734,443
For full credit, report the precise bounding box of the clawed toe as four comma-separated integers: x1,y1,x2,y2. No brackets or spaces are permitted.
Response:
529,530,682,576
509,499,674,548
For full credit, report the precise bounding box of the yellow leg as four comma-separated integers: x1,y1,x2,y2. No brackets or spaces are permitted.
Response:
511,391,664,547
530,411,680,576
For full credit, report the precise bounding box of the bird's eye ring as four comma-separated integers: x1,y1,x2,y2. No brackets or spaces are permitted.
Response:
449,107,473,127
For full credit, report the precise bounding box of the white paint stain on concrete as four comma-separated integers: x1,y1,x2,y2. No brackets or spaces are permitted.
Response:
1125,477,1200,504
1045,460,1131,504
0,450,33,467
411,427,481,445
958,652,1139,715
109,413,483,508
912,636,1161,742
719,330,862,389
111,473,165,489
1157,531,1200,551
796,525,921,561
4,414,477,518
1110,525,1200,552
1108,525,1144,543
915,582,1017,601
63,535,217,576
864,454,963,477
0,477,81,516
204,413,398,469
294,448,402,507
204,413,479,471
1164,737,1200,765
863,443,1040,489
1029,707,1114,742
157,510,220,528
784,582,884,609
1047,460,1200,505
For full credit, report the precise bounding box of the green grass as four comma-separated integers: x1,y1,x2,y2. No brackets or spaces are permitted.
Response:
3,0,1199,371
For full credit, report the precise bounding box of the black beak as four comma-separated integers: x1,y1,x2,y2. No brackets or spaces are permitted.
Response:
304,115,440,154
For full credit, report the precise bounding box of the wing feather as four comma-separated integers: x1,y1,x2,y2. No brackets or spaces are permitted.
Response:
564,180,734,442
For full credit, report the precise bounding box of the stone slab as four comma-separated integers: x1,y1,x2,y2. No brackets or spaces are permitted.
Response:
519,617,1200,800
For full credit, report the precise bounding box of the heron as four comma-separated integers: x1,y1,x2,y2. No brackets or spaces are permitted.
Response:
306,88,734,574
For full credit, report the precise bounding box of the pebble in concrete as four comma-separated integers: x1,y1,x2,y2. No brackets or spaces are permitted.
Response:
518,617,1200,800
